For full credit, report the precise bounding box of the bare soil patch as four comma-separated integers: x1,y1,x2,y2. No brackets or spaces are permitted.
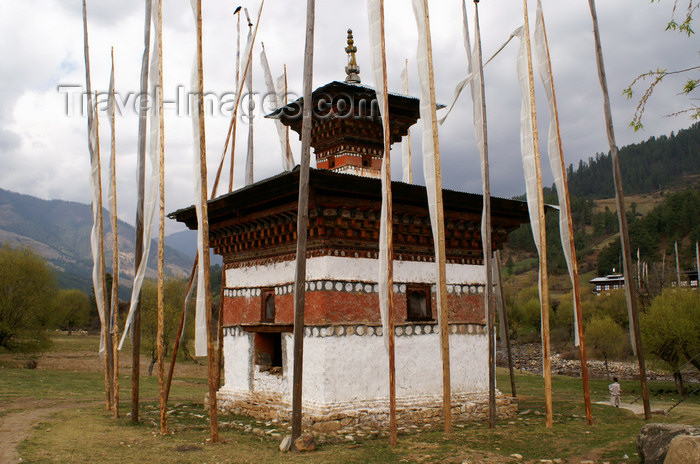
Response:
0,400,100,464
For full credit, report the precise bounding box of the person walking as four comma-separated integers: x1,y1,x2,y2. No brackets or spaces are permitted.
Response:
609,377,621,407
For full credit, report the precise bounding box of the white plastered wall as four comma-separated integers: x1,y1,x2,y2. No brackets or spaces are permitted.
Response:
222,328,489,409
225,256,485,288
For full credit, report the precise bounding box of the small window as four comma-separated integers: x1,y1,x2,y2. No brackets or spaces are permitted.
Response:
362,158,370,167
261,288,275,322
406,285,432,321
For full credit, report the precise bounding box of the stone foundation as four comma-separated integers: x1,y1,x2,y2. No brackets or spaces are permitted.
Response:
217,390,517,435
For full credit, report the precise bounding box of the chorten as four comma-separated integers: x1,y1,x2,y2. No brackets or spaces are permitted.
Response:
169,29,528,433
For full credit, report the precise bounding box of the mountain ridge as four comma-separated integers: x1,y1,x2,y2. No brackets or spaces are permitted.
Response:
0,188,191,294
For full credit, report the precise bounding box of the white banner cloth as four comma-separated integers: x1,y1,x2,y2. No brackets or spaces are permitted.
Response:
261,45,294,171
368,0,391,352
533,0,580,346
120,0,160,349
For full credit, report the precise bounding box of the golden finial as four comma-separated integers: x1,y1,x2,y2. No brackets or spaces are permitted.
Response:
345,28,360,84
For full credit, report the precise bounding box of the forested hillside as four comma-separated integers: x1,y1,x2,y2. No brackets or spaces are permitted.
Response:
505,124,700,277
567,122,700,198
596,187,700,274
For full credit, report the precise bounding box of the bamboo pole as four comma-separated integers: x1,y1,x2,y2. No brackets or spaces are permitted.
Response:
155,0,166,435
109,48,120,419
587,0,651,420
419,0,452,434
132,0,151,424
536,3,593,425
195,0,218,442
494,251,517,398
291,0,315,448
522,0,553,428
374,0,398,445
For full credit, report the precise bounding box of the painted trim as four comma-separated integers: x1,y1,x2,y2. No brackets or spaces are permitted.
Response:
225,255,485,288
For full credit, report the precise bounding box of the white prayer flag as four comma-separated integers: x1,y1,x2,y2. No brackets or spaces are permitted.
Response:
533,0,581,346
261,45,294,171
120,0,161,349
368,0,391,352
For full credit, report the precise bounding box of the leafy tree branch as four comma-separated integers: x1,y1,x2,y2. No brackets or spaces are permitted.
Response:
625,1,699,130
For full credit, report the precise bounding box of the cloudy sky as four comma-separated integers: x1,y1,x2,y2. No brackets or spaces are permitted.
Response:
0,0,696,234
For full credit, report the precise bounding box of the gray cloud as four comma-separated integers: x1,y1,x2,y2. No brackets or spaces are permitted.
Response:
0,129,21,152
0,0,696,232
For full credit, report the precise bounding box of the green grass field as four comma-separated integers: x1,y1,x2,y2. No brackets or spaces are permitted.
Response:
1,335,698,463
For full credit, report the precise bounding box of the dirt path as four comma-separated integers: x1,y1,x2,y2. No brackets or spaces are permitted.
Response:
594,400,666,415
0,400,100,463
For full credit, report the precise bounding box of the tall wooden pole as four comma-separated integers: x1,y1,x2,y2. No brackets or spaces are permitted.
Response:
522,0,553,428
473,0,496,429
132,0,151,424
419,0,452,434
109,48,120,419
695,241,700,288
95,95,112,412
222,1,264,194
374,0,398,445
587,0,651,420
81,0,111,411
536,3,593,426
284,64,292,167
195,0,218,442
662,251,666,287
230,7,241,191
164,256,197,404
494,251,517,398
155,0,167,435
216,272,225,389
674,242,681,286
404,58,413,184
162,3,262,410
291,0,315,448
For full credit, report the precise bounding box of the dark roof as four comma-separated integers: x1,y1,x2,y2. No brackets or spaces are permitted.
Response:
265,80,423,120
169,167,531,230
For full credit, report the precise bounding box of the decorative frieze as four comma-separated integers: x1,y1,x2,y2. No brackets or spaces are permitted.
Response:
222,322,486,338
223,280,485,298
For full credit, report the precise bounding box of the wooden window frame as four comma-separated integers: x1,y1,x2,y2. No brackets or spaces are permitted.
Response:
261,288,275,322
406,284,433,322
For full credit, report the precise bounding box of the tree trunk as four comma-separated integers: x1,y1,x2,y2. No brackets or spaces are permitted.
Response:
683,350,700,373
673,370,687,396
148,352,157,377
604,356,610,380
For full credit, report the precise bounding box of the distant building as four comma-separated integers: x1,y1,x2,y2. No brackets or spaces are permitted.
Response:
675,270,699,288
590,273,625,294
